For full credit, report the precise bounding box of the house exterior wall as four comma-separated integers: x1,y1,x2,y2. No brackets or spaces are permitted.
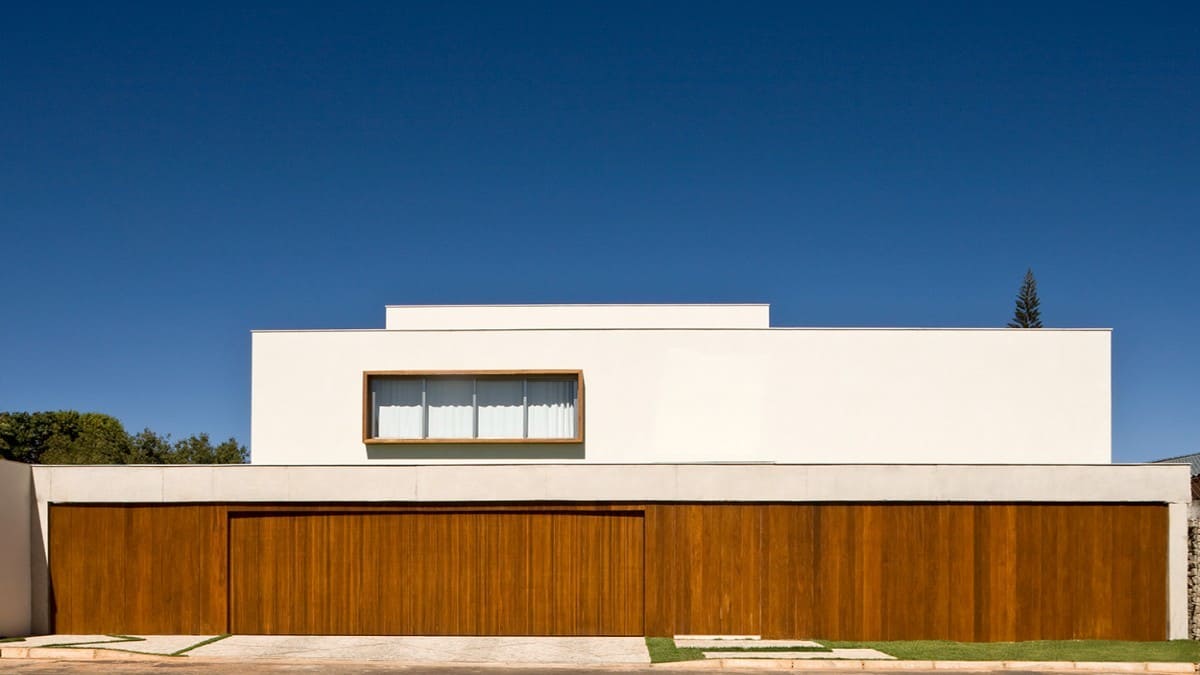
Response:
0,459,32,637
26,462,1192,638
251,327,1111,465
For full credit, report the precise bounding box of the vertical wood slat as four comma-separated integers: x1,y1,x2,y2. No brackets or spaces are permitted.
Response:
228,510,643,636
751,503,1167,641
49,504,228,634
644,504,762,637
49,501,1168,640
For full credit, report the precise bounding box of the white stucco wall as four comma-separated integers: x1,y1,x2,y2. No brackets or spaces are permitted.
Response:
251,327,1111,465
0,459,31,637
384,304,770,330
31,463,1189,504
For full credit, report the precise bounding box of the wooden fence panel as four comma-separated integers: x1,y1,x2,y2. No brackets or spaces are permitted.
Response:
49,501,1167,640
228,510,643,635
49,504,227,634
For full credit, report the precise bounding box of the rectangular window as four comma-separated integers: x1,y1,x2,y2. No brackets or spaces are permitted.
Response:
364,371,582,443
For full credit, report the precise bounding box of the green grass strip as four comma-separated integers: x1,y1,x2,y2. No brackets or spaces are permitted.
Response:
645,637,706,663
172,633,232,657
821,639,1200,662
0,636,26,643
702,645,832,652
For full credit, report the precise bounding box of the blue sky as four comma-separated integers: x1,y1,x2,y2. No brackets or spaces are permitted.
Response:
1,2,1196,461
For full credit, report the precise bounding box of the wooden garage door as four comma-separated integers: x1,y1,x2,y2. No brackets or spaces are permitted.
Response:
229,511,644,635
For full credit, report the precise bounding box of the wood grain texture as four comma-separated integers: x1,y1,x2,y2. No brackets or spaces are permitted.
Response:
229,510,643,635
48,501,1167,640
753,504,1167,641
645,504,762,637
49,504,227,634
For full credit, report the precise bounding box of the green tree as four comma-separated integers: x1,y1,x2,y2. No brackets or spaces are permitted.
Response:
0,411,81,463
0,410,134,464
129,428,175,463
165,433,248,464
39,412,135,464
1007,268,1043,328
0,410,248,464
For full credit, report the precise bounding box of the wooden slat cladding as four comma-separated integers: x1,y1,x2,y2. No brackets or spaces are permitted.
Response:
229,511,644,635
754,504,1167,641
49,504,227,634
758,504,978,639
48,501,1168,639
645,505,762,636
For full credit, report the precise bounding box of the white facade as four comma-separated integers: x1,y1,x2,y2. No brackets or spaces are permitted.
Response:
14,460,1192,637
251,304,1112,465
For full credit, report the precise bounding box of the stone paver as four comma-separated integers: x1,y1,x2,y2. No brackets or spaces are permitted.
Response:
94,635,219,655
187,635,651,664
676,638,824,648
8,636,116,648
6,635,218,655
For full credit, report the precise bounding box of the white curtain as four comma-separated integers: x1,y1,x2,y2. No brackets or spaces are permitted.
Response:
476,379,524,439
426,378,475,438
372,378,423,439
526,380,576,439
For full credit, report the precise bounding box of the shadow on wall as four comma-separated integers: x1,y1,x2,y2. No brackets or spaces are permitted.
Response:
0,459,32,636
365,443,586,461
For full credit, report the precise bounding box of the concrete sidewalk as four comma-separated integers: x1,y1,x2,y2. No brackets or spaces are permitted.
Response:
1,635,651,665
189,635,651,664
2,635,1196,674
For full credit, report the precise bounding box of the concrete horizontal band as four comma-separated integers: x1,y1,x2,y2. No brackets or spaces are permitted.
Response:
32,463,1191,505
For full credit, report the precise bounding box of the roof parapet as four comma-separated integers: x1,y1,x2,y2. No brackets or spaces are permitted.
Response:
383,304,770,330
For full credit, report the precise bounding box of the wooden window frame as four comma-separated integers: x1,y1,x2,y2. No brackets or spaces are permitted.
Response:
362,370,584,445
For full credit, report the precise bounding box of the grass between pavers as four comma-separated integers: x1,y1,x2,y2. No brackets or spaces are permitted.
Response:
701,646,831,652
0,637,26,643
41,635,145,648
647,638,1200,664
646,637,707,663
172,634,232,656
31,634,230,657
822,639,1200,662
645,638,831,662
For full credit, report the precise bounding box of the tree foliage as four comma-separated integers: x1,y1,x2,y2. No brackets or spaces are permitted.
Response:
0,410,248,464
1007,268,1043,328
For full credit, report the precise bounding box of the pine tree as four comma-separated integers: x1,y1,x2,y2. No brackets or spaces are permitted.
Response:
1007,268,1043,328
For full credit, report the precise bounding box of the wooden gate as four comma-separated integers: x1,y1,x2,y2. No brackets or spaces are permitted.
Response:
228,510,645,635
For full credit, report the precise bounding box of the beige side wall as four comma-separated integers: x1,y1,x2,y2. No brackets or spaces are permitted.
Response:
0,459,31,637
251,328,1111,465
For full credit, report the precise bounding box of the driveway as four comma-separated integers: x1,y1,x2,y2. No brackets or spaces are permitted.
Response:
187,636,650,664
4,635,651,666
0,662,1003,675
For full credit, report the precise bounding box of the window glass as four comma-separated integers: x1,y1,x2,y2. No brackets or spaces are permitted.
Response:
426,378,474,438
372,377,423,439
477,379,524,439
527,379,577,439
368,374,578,441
